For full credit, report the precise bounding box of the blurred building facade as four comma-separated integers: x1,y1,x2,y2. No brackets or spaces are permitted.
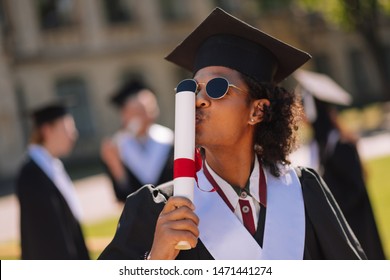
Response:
0,0,389,194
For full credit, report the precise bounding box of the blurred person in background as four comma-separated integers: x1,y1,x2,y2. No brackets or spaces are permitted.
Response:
294,69,386,260
16,101,90,260
100,79,174,203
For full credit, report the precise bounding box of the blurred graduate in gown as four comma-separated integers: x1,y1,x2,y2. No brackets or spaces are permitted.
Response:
294,69,386,260
100,79,174,202
16,101,90,259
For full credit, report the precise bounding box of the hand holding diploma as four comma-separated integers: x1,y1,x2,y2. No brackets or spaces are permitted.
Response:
148,79,199,259
173,79,197,250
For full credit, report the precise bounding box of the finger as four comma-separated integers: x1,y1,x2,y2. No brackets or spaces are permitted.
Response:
156,223,199,248
165,219,200,238
161,196,195,214
150,228,199,259
172,230,199,249
160,206,199,226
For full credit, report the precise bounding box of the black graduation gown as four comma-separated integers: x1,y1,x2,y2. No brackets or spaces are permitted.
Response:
321,140,386,259
16,158,90,260
98,167,366,260
104,146,174,202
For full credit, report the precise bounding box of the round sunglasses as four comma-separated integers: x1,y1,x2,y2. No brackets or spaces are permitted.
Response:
175,77,247,99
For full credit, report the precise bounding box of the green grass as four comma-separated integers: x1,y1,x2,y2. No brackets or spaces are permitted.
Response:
82,216,120,259
0,217,120,260
1,155,390,260
84,216,119,238
0,240,20,260
364,155,390,258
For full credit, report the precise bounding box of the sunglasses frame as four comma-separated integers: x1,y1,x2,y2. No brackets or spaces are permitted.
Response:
175,77,247,100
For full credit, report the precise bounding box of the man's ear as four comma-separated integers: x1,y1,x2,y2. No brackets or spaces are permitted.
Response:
248,99,270,125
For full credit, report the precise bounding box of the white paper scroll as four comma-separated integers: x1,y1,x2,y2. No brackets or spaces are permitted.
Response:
173,79,197,250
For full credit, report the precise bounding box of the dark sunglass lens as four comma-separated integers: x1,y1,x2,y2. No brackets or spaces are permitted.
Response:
176,79,198,94
206,77,228,99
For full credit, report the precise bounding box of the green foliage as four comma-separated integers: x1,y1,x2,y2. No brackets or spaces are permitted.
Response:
256,0,295,11
380,0,390,11
295,0,345,28
296,0,390,30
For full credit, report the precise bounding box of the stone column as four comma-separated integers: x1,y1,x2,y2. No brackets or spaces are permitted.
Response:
7,0,41,56
79,0,105,51
0,29,24,178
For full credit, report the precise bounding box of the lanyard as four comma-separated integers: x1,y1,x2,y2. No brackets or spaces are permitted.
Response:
202,158,266,236
202,157,267,209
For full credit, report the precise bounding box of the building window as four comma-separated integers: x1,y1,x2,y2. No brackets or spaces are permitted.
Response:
102,0,132,24
55,77,95,138
159,0,190,21
37,0,76,29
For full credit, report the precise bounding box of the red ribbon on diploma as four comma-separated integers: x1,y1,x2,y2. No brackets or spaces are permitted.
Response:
174,158,195,178
173,149,203,183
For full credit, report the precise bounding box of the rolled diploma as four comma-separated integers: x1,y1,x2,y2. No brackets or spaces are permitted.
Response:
173,89,195,250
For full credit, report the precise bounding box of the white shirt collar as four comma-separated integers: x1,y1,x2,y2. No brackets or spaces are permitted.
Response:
204,157,262,207
28,144,57,180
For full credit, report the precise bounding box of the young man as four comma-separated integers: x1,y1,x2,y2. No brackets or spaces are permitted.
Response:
99,8,366,260
16,101,89,259
101,79,174,202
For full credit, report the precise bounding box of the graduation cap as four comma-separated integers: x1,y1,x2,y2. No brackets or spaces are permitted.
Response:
165,7,311,84
293,69,352,106
31,101,69,127
110,79,150,108
293,69,352,123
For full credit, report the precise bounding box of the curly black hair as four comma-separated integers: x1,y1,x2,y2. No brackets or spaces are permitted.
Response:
241,74,304,177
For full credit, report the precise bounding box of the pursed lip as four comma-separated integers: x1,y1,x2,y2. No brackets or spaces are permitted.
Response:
195,111,204,125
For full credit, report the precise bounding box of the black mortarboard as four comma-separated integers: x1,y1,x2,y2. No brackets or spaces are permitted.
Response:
110,79,149,108
31,102,68,127
293,69,352,106
165,7,311,84
293,69,352,123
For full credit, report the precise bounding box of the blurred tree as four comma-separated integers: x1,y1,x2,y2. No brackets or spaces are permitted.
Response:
258,0,294,11
296,0,390,101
